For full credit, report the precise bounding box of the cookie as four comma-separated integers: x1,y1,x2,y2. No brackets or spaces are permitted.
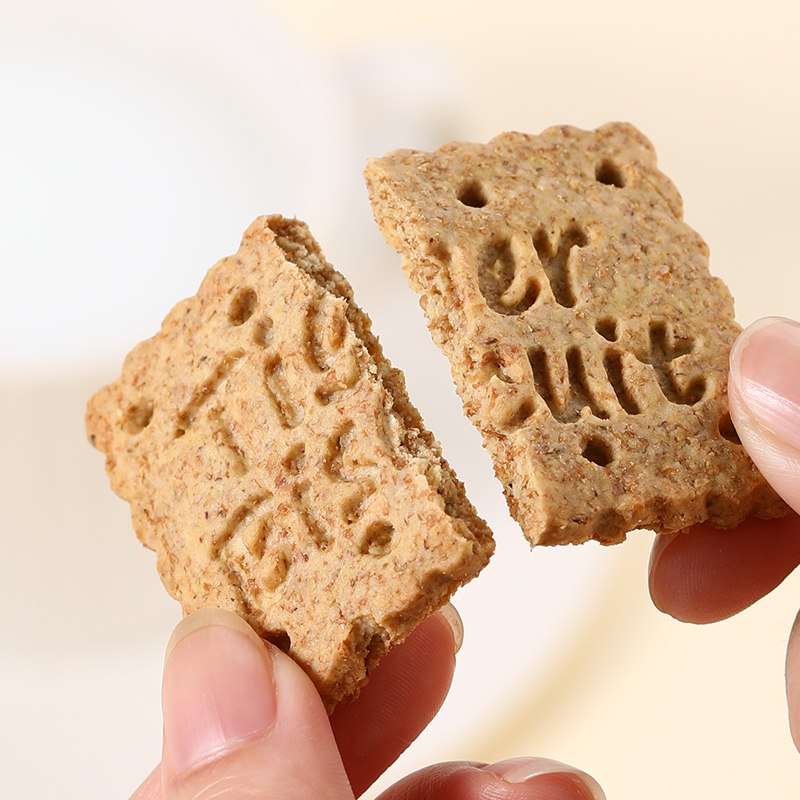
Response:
86,215,494,711
364,123,788,546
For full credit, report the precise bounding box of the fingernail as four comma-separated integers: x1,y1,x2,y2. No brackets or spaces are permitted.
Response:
438,602,464,654
730,317,800,452
486,757,606,799
161,608,278,779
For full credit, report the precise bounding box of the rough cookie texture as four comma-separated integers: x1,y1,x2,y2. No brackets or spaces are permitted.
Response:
365,123,788,546
86,215,494,711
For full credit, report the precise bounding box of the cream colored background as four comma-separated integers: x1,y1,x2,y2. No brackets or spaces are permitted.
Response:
2,1,799,798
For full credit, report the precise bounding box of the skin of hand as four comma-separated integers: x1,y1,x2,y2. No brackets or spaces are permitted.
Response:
128,605,605,800
649,316,800,748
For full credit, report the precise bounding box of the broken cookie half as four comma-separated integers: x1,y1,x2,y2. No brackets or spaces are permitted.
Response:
86,215,493,711
365,122,788,546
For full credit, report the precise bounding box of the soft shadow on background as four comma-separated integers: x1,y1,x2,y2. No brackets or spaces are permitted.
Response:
1,1,799,798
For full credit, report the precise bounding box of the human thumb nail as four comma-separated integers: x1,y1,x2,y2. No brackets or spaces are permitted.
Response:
485,756,606,799
159,608,353,800
160,607,278,782
729,316,800,514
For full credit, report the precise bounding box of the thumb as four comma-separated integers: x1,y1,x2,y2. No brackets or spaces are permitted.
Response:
729,316,800,515
160,607,354,800
730,317,800,752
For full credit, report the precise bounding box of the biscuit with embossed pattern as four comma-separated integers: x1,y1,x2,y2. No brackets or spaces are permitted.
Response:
364,123,788,545
86,215,494,711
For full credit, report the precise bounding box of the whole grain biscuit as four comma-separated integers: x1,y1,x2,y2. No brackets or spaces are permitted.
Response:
86,215,494,711
364,123,788,546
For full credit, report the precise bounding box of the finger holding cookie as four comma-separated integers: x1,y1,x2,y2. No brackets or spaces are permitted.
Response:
329,607,460,796
649,317,800,623
129,607,603,800
649,316,800,750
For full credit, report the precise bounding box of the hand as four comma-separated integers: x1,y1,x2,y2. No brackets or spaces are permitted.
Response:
128,604,604,800
649,316,800,747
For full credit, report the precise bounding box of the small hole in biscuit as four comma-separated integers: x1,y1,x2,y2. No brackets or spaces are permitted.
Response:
252,316,274,347
483,350,516,383
360,521,395,556
282,443,306,475
343,494,366,524
505,397,535,428
457,180,488,208
264,630,291,653
719,412,742,444
261,548,291,592
124,401,153,435
582,437,614,467
228,287,258,326
342,481,376,523
595,318,618,341
595,159,625,187
681,377,707,406
365,632,386,669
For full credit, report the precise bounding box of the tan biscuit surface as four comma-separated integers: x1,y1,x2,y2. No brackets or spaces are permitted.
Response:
365,123,788,545
86,215,494,711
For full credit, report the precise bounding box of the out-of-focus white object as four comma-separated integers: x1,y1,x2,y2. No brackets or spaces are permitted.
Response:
0,3,618,798
0,0,350,377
